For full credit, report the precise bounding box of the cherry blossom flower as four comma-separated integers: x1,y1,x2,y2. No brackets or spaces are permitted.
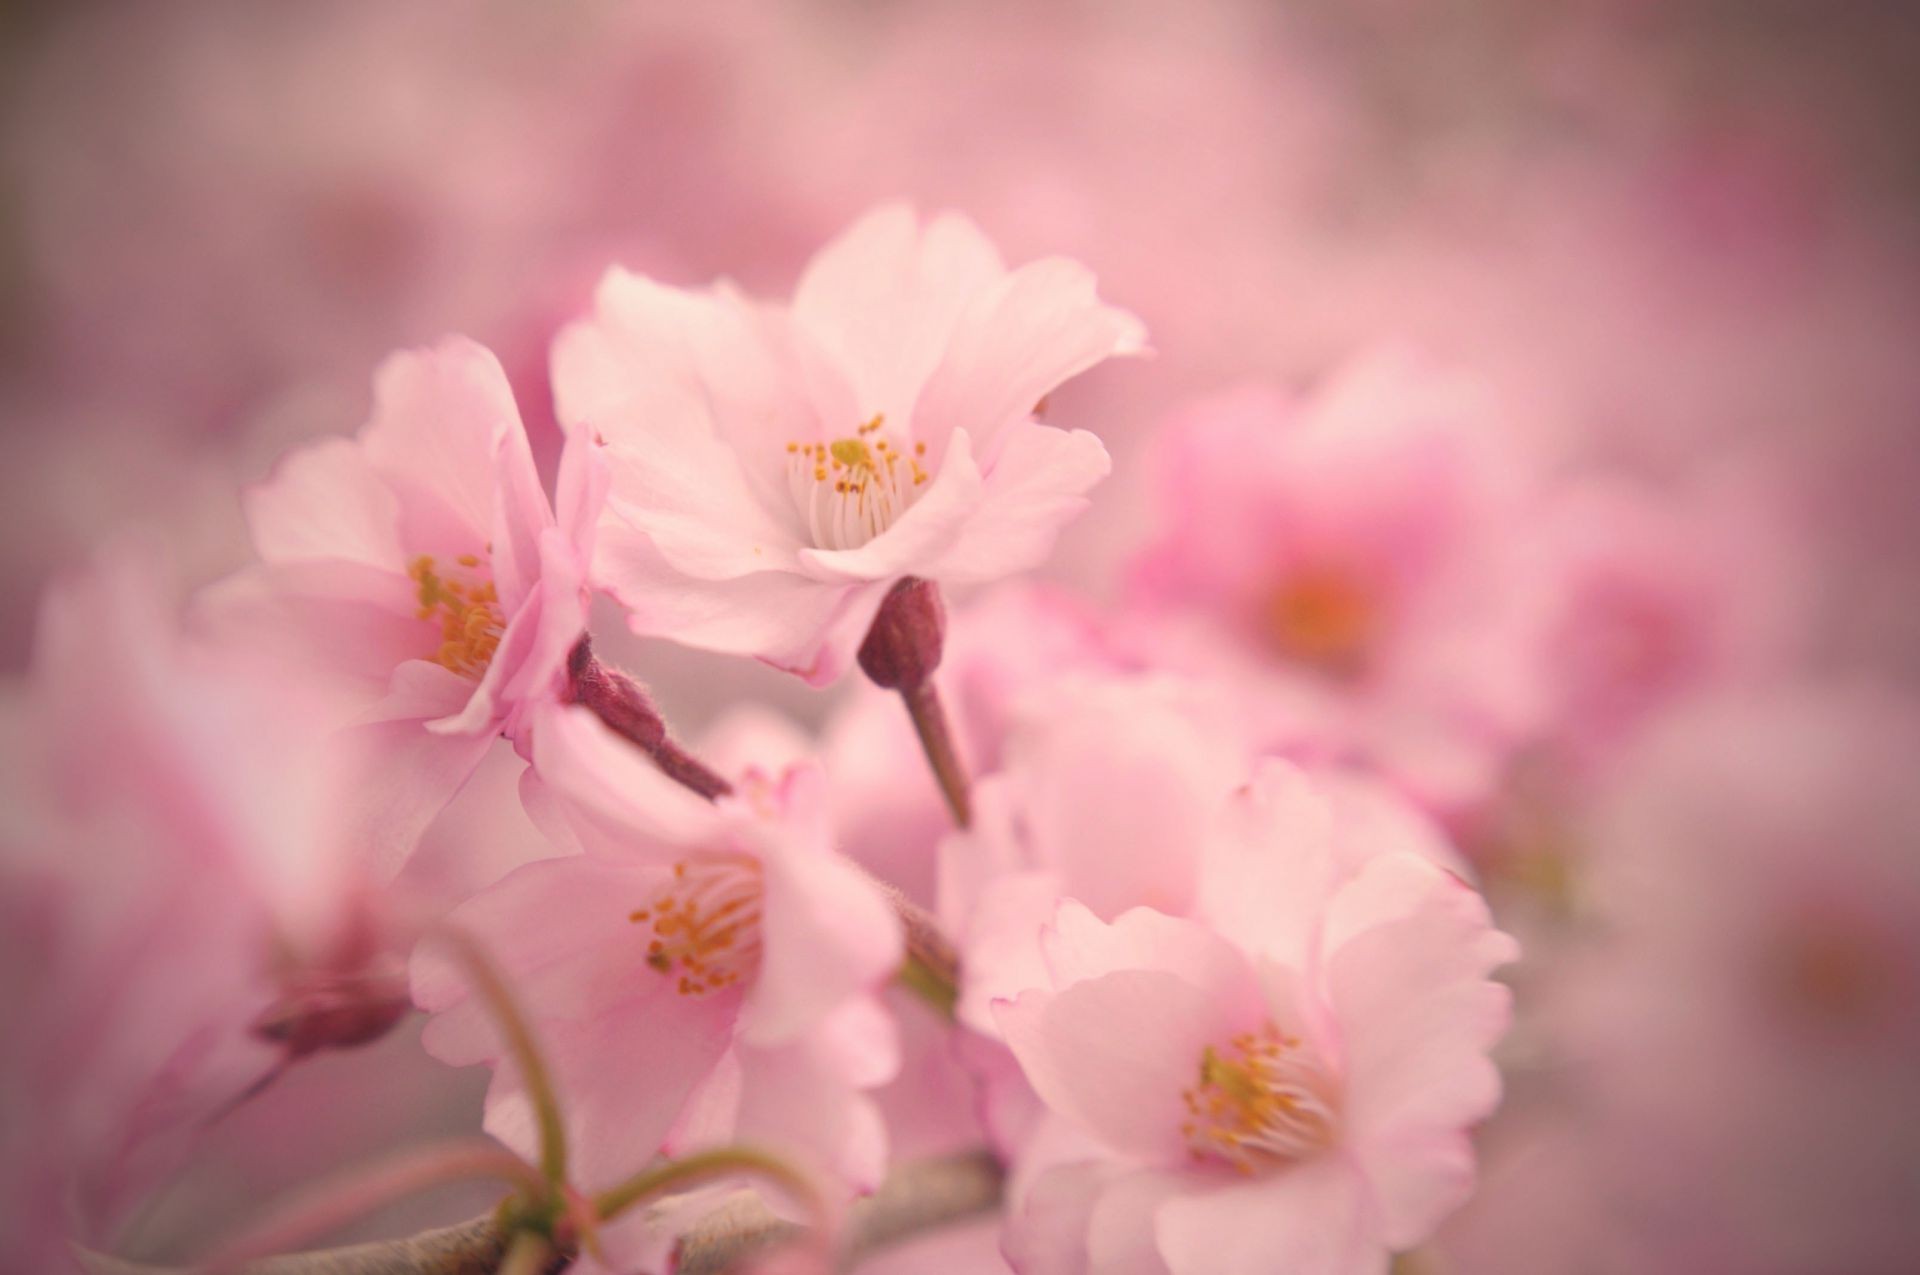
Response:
411,704,902,1266
551,203,1145,685
942,680,1469,1041
204,336,604,871
993,768,1516,1275
1561,686,1920,1273
0,552,414,1265
1123,349,1549,823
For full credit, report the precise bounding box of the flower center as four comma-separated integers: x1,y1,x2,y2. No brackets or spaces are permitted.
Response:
1181,1025,1339,1173
630,853,765,996
786,414,929,551
1263,566,1376,677
409,554,504,678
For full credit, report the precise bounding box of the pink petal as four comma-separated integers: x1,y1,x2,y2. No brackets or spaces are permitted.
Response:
597,392,807,580
922,423,1111,584
341,675,499,875
361,338,531,560
1197,760,1341,969
1321,855,1516,1245
243,435,403,569
1004,1161,1104,1275
526,703,727,854
954,869,1067,1037
555,269,829,531
731,1027,892,1189
997,970,1238,1165
741,834,902,1047
1087,1169,1184,1275
595,522,886,685
914,256,1146,467
1154,1158,1384,1275
791,204,1007,434
484,981,736,1191
1004,679,1236,922
1040,903,1259,1018
414,854,739,1188
410,853,660,1031
192,561,428,708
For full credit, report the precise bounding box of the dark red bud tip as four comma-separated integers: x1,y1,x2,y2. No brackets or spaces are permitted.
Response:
567,636,667,751
858,577,946,691
253,966,410,1060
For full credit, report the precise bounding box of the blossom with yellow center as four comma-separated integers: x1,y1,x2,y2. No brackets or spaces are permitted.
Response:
408,553,504,678
1181,1024,1340,1173
785,414,931,553
1263,565,1377,677
630,853,766,996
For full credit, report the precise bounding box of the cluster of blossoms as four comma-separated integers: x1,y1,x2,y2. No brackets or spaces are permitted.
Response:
10,198,1904,1275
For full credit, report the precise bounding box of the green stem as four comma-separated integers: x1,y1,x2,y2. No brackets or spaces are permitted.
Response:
496,1230,552,1275
436,927,570,1193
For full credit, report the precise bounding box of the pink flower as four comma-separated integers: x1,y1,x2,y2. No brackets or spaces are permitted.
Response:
411,705,902,1263
994,767,1517,1275
942,681,1468,1041
1560,686,1920,1273
1522,476,1806,776
204,336,604,871
0,552,410,1262
552,203,1145,685
1123,349,1549,822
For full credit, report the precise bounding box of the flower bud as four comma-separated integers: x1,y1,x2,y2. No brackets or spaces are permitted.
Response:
252,962,410,1059
857,577,946,691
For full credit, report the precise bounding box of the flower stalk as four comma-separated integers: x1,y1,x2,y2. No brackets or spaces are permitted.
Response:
858,578,971,827
433,928,570,1194
566,637,734,801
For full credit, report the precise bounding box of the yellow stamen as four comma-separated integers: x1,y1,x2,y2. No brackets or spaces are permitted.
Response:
407,554,504,678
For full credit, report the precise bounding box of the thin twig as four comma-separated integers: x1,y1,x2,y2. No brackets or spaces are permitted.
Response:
199,1141,542,1273
900,680,970,828
77,1152,1004,1275
593,1145,822,1226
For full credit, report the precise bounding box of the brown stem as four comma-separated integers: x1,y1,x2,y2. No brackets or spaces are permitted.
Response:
650,737,734,802
79,1152,1004,1275
676,1150,1003,1275
566,638,733,802
871,878,960,1018
900,680,970,829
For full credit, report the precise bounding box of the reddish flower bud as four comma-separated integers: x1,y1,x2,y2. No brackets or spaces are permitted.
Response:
252,962,410,1060
857,577,946,691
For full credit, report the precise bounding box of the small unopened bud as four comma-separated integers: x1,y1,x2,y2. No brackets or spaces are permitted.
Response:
858,577,946,691
253,963,410,1060
567,636,667,752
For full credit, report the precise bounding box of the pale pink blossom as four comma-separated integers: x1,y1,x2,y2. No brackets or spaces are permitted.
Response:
0,552,410,1265
994,766,1516,1275
1560,686,1920,1273
552,203,1145,685
942,682,1469,1041
411,704,902,1265
1123,349,1550,822
204,337,604,871
1521,476,1806,777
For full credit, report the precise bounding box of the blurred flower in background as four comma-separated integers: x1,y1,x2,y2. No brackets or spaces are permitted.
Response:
3,1,1918,1271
